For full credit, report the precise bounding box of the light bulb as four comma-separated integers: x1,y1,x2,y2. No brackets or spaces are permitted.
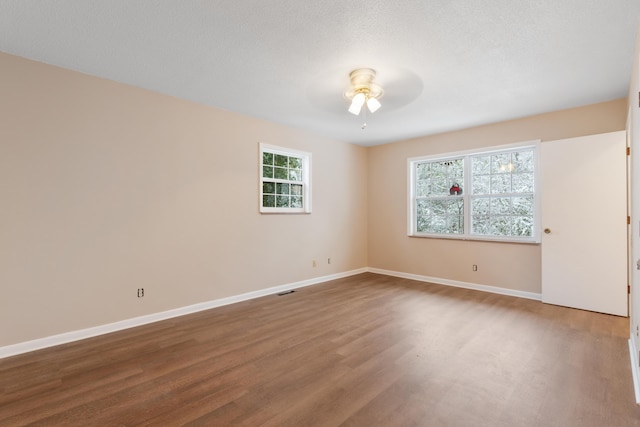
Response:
348,92,366,115
366,97,381,113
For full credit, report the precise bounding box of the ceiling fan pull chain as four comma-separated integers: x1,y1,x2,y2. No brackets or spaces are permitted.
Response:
362,107,367,130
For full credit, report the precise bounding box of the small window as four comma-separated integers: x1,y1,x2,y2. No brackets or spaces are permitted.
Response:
260,143,311,214
408,141,540,243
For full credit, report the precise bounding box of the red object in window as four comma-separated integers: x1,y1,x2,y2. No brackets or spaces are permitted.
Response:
450,184,462,195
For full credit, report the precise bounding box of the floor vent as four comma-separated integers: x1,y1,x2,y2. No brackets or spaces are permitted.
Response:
277,290,295,296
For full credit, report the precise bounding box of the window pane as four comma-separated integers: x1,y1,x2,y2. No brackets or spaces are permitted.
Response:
490,197,511,215
417,180,429,197
430,199,446,216
274,167,288,180
430,174,449,196
449,160,464,183
263,195,275,207
276,183,290,195
472,216,491,235
291,184,303,195
274,154,288,167
492,153,512,173
472,156,491,175
291,196,303,208
512,172,534,193
490,216,511,236
512,196,534,216
471,198,490,216
491,174,511,194
512,216,533,236
262,165,274,179
289,157,302,169
434,181,451,197
512,150,534,172
416,200,430,232
446,199,464,234
430,161,444,174
446,198,464,216
429,217,447,233
263,182,275,194
416,163,429,180
289,169,302,181
419,216,447,233
472,175,490,195
446,215,464,234
276,195,289,207
262,152,274,166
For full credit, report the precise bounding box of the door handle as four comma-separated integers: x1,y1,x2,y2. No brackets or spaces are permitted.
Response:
544,228,551,234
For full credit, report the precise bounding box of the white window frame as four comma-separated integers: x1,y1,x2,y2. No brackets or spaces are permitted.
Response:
260,143,312,214
407,140,541,243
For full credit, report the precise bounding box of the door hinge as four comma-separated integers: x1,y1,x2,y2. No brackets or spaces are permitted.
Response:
627,146,631,156
629,284,631,294
628,216,631,225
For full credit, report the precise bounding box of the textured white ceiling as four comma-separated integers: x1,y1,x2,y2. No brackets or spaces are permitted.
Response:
1,1,639,146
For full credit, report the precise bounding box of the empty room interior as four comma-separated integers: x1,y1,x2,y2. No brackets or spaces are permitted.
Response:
4,2,640,426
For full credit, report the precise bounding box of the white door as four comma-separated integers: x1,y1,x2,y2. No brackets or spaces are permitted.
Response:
541,131,627,316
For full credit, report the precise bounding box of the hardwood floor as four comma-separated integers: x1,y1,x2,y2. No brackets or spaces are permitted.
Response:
1,273,639,426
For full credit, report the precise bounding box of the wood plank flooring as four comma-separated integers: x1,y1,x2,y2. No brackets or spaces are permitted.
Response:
1,272,639,426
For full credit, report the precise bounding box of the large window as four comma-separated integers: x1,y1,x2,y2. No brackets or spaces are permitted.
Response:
260,143,311,214
408,141,540,242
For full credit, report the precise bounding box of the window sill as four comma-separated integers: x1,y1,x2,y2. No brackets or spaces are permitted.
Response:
260,208,311,214
408,233,541,244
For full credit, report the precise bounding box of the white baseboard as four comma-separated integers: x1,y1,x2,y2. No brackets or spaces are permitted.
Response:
0,268,367,359
630,338,640,404
366,267,542,301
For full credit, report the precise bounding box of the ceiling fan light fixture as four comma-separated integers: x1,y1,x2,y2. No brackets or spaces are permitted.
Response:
344,68,384,117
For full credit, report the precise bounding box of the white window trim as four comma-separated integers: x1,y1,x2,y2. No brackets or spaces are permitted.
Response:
407,140,541,243
260,143,312,214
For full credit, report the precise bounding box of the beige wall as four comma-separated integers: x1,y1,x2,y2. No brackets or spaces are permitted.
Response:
368,99,627,294
0,52,369,347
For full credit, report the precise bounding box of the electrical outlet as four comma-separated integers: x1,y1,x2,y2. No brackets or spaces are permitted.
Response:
137,288,144,298
312,260,317,268
472,265,478,271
